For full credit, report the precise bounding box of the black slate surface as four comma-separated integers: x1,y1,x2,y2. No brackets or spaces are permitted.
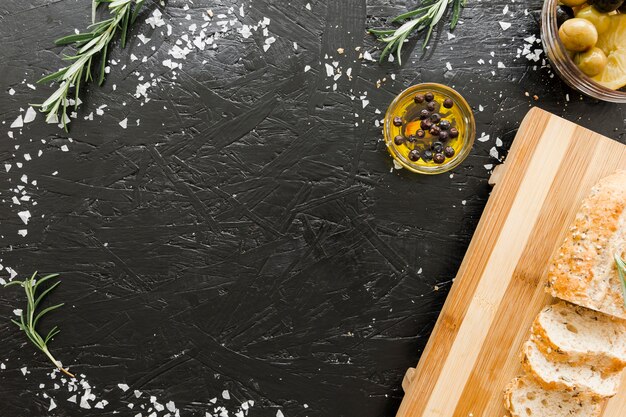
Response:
1,1,626,416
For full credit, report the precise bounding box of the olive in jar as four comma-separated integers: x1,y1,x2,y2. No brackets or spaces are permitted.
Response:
558,18,598,52
589,0,625,13
574,47,608,76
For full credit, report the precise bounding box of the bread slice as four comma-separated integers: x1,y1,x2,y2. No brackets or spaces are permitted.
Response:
531,301,626,371
522,340,622,398
504,375,601,417
546,170,626,319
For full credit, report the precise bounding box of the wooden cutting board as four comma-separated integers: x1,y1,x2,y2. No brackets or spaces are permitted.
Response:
396,107,626,417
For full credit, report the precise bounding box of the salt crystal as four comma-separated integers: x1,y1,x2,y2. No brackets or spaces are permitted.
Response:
362,100,369,109
20,367,28,375
23,107,37,123
304,65,311,72
5,164,11,172
18,230,27,237
118,383,130,392
305,3,311,10
478,134,490,142
496,137,503,147
446,62,452,71
325,63,334,77
497,62,506,68
490,147,499,159
60,145,69,152
10,115,23,128
119,118,128,129
68,395,77,403
18,210,30,225
222,390,230,400
8,88,15,95
276,411,285,417
49,399,57,411
503,5,509,14
13,309,22,316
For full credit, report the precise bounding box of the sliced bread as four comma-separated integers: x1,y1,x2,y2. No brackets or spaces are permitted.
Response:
521,340,622,398
546,170,626,319
531,301,626,371
504,375,601,417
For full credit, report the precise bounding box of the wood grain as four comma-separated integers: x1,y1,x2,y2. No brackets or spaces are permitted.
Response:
395,107,626,417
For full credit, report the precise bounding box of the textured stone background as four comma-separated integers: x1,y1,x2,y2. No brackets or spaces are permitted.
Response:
1,0,625,416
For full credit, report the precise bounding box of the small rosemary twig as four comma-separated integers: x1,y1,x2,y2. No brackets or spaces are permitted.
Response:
369,0,466,65
614,253,626,309
4,272,74,378
36,0,146,130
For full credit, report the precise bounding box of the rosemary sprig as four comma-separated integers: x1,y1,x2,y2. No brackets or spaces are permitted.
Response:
37,0,146,130
4,272,74,378
614,253,626,309
369,0,466,65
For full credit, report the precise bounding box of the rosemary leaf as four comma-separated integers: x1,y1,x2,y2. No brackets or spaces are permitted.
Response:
614,253,626,309
369,0,466,65
37,0,147,131
4,272,74,378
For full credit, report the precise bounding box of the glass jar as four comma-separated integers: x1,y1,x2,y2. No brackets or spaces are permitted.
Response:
541,0,626,103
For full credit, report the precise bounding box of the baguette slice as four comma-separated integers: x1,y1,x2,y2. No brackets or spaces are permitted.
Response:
531,301,626,371
522,340,622,398
546,170,626,319
504,375,601,417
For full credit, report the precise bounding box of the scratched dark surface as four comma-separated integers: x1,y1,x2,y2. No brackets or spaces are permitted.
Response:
1,0,626,416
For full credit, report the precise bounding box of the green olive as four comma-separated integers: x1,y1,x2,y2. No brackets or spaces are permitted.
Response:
560,0,587,6
575,5,611,34
558,18,598,51
574,47,608,76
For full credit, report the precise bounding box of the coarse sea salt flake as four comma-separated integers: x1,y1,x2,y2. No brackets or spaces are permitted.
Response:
277,410,285,417
222,390,230,400
118,383,130,392
306,3,311,10
119,118,128,129
325,63,334,77
8,88,15,95
10,115,23,128
24,107,37,123
499,21,511,31
18,230,27,237
60,145,69,152
304,65,311,72
18,210,30,225
49,399,57,411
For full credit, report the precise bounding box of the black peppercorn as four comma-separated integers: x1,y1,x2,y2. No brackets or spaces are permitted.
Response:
425,92,435,102
438,119,451,130
421,149,433,161
430,125,441,136
438,131,450,142
430,113,441,123
449,127,459,138
426,101,436,112
408,149,420,162
414,94,425,104
443,98,454,109
433,153,445,164
421,119,433,131
394,135,405,146
420,109,431,120
444,146,455,158
393,116,403,126
416,129,426,139
431,141,444,153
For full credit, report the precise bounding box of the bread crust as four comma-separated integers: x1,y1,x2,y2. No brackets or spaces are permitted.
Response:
546,170,626,319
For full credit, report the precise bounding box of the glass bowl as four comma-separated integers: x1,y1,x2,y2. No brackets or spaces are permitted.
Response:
541,0,626,103
384,83,475,175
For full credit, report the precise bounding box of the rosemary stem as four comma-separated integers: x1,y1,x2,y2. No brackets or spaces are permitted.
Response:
42,346,75,378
